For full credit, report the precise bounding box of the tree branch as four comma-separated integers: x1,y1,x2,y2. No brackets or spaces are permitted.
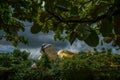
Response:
66,14,107,23
46,9,64,22
46,8,120,24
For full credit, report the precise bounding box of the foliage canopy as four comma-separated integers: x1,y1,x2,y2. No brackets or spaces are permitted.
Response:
0,0,120,47
0,50,120,80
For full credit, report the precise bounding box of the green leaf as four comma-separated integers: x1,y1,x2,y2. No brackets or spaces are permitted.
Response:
70,6,78,15
69,32,76,45
77,25,91,40
13,39,18,47
113,15,120,35
100,18,113,37
84,30,99,47
103,37,113,43
31,23,41,34
40,12,50,23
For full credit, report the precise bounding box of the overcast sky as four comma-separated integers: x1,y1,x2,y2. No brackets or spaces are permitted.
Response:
0,21,120,59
